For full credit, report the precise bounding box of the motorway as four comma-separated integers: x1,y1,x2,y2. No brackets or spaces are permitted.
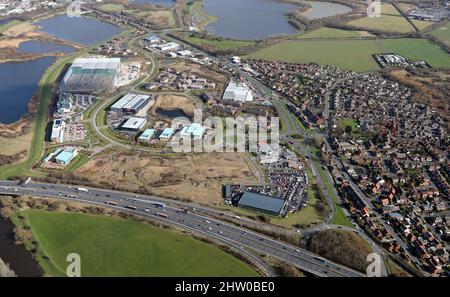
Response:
0,180,365,277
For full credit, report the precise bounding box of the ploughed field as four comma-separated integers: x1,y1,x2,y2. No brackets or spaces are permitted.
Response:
20,210,259,277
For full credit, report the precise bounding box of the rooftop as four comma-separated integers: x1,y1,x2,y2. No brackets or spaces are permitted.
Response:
238,191,285,215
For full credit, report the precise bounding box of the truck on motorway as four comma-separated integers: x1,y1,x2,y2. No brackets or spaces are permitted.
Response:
106,201,118,206
157,212,168,218
151,202,166,209
125,205,137,211
77,187,89,193
313,256,326,263
66,194,77,199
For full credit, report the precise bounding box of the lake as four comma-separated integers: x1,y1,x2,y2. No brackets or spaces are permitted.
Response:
0,15,123,124
301,1,352,19
18,40,75,55
203,0,299,40
0,57,55,124
0,216,42,277
35,14,123,46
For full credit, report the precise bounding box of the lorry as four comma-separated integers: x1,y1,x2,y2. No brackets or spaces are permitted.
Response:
77,187,89,193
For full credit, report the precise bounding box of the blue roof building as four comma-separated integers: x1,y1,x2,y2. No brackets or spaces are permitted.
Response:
139,129,155,141
238,191,286,216
55,147,78,166
180,123,205,139
159,128,174,140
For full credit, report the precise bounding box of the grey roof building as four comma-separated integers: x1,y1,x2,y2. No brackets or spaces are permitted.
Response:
238,191,286,216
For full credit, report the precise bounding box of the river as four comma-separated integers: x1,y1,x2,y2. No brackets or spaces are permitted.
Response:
0,215,42,277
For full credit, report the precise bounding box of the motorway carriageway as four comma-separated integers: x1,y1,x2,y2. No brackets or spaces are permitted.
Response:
0,180,365,277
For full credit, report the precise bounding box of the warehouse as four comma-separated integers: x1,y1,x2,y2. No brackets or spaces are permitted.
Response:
223,81,253,102
159,128,174,140
156,42,180,52
55,147,78,166
138,128,155,141
111,93,152,114
61,57,121,94
120,117,147,132
238,191,286,216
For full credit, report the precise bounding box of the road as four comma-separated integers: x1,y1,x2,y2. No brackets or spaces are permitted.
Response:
0,180,366,277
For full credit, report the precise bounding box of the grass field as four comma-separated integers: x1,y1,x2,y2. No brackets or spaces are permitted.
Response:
341,118,361,136
247,38,450,71
431,22,450,45
99,4,175,28
296,27,372,39
19,210,259,277
183,34,255,50
347,3,415,33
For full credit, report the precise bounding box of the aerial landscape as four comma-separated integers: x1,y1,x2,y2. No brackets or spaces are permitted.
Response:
0,0,449,287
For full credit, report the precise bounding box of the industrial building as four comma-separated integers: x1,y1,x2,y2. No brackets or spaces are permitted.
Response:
50,119,65,144
43,147,78,166
144,35,162,44
56,93,72,114
180,123,206,139
120,117,147,132
138,128,155,141
110,93,152,114
238,191,286,216
156,42,180,52
61,57,121,93
223,81,253,102
159,128,174,140
55,147,78,165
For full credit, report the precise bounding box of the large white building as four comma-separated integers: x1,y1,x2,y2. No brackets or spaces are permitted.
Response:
222,81,253,102
61,57,121,93
50,119,65,144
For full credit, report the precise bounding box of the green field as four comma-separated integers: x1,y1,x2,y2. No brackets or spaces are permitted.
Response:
431,22,450,45
346,3,415,33
20,210,259,277
183,34,255,51
341,118,361,136
296,27,367,39
247,38,450,71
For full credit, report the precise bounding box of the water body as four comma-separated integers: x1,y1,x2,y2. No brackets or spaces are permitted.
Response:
0,56,55,124
156,108,193,121
203,0,299,40
0,216,42,277
35,14,123,46
17,40,75,55
131,0,175,7
301,1,352,19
